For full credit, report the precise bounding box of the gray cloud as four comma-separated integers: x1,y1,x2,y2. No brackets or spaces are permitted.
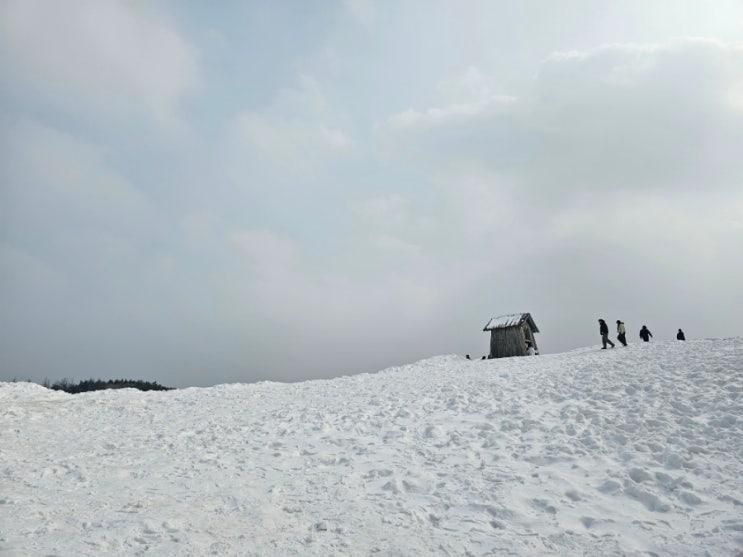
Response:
0,0,198,121
382,39,743,196
1,3,742,387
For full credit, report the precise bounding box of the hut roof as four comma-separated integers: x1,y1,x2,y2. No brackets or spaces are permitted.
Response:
483,313,539,333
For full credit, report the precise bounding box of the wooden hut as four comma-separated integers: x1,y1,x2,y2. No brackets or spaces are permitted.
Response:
483,313,540,358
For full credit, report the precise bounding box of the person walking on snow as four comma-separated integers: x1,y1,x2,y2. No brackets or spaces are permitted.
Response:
616,320,628,346
677,329,686,340
639,325,653,342
599,319,615,349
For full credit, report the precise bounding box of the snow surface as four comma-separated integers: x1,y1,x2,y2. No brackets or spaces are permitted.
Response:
2,338,742,555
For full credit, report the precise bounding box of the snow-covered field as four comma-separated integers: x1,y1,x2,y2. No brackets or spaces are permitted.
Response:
2,339,742,556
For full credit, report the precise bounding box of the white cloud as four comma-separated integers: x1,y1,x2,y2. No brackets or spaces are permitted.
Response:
4,5,743,387
436,66,502,104
232,229,298,277
344,0,377,28
223,76,353,185
384,96,517,131
548,190,743,264
371,38,743,356
352,194,438,255
1,119,151,234
354,194,412,229
381,38,743,194
222,225,455,372
530,39,743,193
0,0,199,120
231,113,351,167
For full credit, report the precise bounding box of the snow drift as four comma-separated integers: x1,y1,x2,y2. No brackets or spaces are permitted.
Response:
2,338,742,555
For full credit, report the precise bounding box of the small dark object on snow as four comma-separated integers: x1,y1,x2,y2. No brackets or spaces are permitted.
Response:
677,329,686,341
640,325,653,342
465,354,471,360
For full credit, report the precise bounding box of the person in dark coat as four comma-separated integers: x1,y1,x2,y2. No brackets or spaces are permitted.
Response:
599,319,615,349
677,329,686,340
616,320,628,346
639,325,653,342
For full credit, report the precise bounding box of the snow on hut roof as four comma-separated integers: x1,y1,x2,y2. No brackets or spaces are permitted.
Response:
483,313,539,332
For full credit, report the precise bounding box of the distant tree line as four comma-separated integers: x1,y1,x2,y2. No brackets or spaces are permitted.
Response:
42,378,172,393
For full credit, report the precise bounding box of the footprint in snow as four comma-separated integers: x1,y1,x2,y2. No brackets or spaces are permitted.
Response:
628,467,653,483
624,483,671,512
597,479,622,494
677,491,703,505
531,498,558,514
564,489,582,502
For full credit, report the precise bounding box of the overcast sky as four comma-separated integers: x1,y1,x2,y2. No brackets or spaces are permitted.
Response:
2,1,742,387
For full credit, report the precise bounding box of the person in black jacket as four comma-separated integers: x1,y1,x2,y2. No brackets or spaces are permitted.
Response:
639,325,653,342
599,319,615,349
677,329,686,340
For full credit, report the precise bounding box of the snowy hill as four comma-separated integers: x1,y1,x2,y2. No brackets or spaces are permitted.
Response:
2,339,742,555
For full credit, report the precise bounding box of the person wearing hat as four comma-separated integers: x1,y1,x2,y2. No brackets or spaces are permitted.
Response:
599,319,615,349
616,320,627,346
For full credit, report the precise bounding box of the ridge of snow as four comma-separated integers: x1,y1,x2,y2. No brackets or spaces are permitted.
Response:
1,338,742,555
0,381,69,402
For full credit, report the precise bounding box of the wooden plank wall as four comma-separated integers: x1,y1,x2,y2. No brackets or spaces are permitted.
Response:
491,327,529,358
